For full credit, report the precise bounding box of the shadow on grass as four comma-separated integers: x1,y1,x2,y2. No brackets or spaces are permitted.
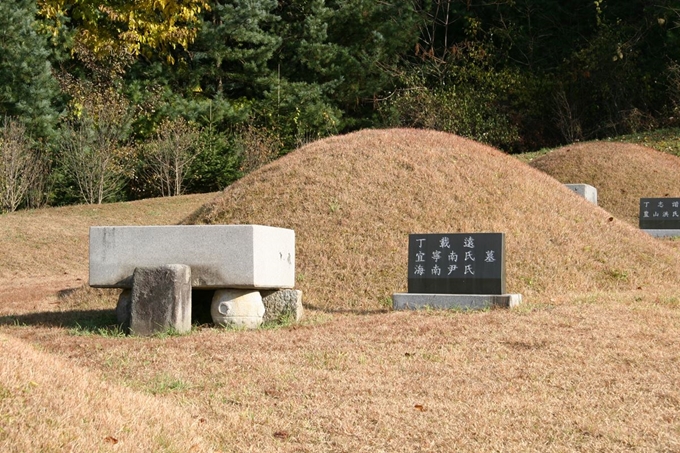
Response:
0,308,119,333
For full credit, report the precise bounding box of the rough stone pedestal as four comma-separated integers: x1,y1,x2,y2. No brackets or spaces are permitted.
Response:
130,264,192,336
212,289,265,329
261,289,303,324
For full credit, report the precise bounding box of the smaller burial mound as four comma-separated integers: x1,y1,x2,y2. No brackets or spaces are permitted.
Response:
186,129,680,311
529,141,680,227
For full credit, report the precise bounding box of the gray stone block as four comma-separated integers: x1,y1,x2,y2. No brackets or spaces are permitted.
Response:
261,289,303,324
392,293,522,311
116,289,131,332
565,184,597,205
89,225,295,289
130,264,192,336
211,289,265,329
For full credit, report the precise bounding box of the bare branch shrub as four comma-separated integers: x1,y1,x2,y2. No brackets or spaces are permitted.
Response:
144,118,200,197
59,80,134,204
553,87,583,143
667,62,680,123
0,118,40,213
236,124,282,174
24,155,52,209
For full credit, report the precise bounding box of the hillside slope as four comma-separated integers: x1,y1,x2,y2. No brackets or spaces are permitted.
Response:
187,128,680,310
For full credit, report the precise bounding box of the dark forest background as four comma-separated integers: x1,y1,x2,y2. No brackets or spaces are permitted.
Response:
1,0,679,210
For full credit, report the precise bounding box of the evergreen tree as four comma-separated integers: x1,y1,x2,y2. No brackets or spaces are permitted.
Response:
0,0,59,139
194,0,281,99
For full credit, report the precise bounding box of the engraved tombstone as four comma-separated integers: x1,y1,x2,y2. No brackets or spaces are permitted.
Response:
639,198,680,230
408,233,505,295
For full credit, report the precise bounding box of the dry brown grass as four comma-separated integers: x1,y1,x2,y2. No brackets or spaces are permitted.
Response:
0,333,212,452
4,293,680,452
529,141,680,227
187,128,680,310
3,129,680,452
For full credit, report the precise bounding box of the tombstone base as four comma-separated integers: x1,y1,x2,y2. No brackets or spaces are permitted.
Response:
392,293,521,311
642,229,680,238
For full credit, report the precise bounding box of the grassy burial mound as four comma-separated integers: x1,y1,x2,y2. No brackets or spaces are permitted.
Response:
186,128,680,310
529,141,680,227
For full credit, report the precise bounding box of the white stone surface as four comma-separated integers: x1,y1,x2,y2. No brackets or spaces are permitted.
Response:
211,289,265,329
642,229,680,238
565,184,597,205
89,225,295,289
392,293,522,310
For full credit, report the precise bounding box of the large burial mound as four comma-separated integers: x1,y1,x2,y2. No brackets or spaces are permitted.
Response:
186,129,680,310
529,141,680,227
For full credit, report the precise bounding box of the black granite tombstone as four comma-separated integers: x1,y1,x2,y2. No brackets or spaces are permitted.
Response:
639,198,680,229
407,233,505,295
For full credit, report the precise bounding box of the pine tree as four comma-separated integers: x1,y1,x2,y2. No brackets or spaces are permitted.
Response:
0,0,59,139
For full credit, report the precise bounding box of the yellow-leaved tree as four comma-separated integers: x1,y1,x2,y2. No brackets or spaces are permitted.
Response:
38,0,209,63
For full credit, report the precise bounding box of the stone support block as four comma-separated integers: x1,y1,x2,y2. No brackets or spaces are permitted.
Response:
261,289,303,324
211,289,265,329
116,289,132,332
130,264,192,336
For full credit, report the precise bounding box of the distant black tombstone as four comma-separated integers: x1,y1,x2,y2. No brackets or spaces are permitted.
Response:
408,233,505,295
639,198,680,229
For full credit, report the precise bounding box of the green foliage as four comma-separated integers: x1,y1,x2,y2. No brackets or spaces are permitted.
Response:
258,80,341,149
608,128,680,158
193,0,281,99
2,0,676,210
184,123,240,194
381,39,522,150
0,0,59,140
